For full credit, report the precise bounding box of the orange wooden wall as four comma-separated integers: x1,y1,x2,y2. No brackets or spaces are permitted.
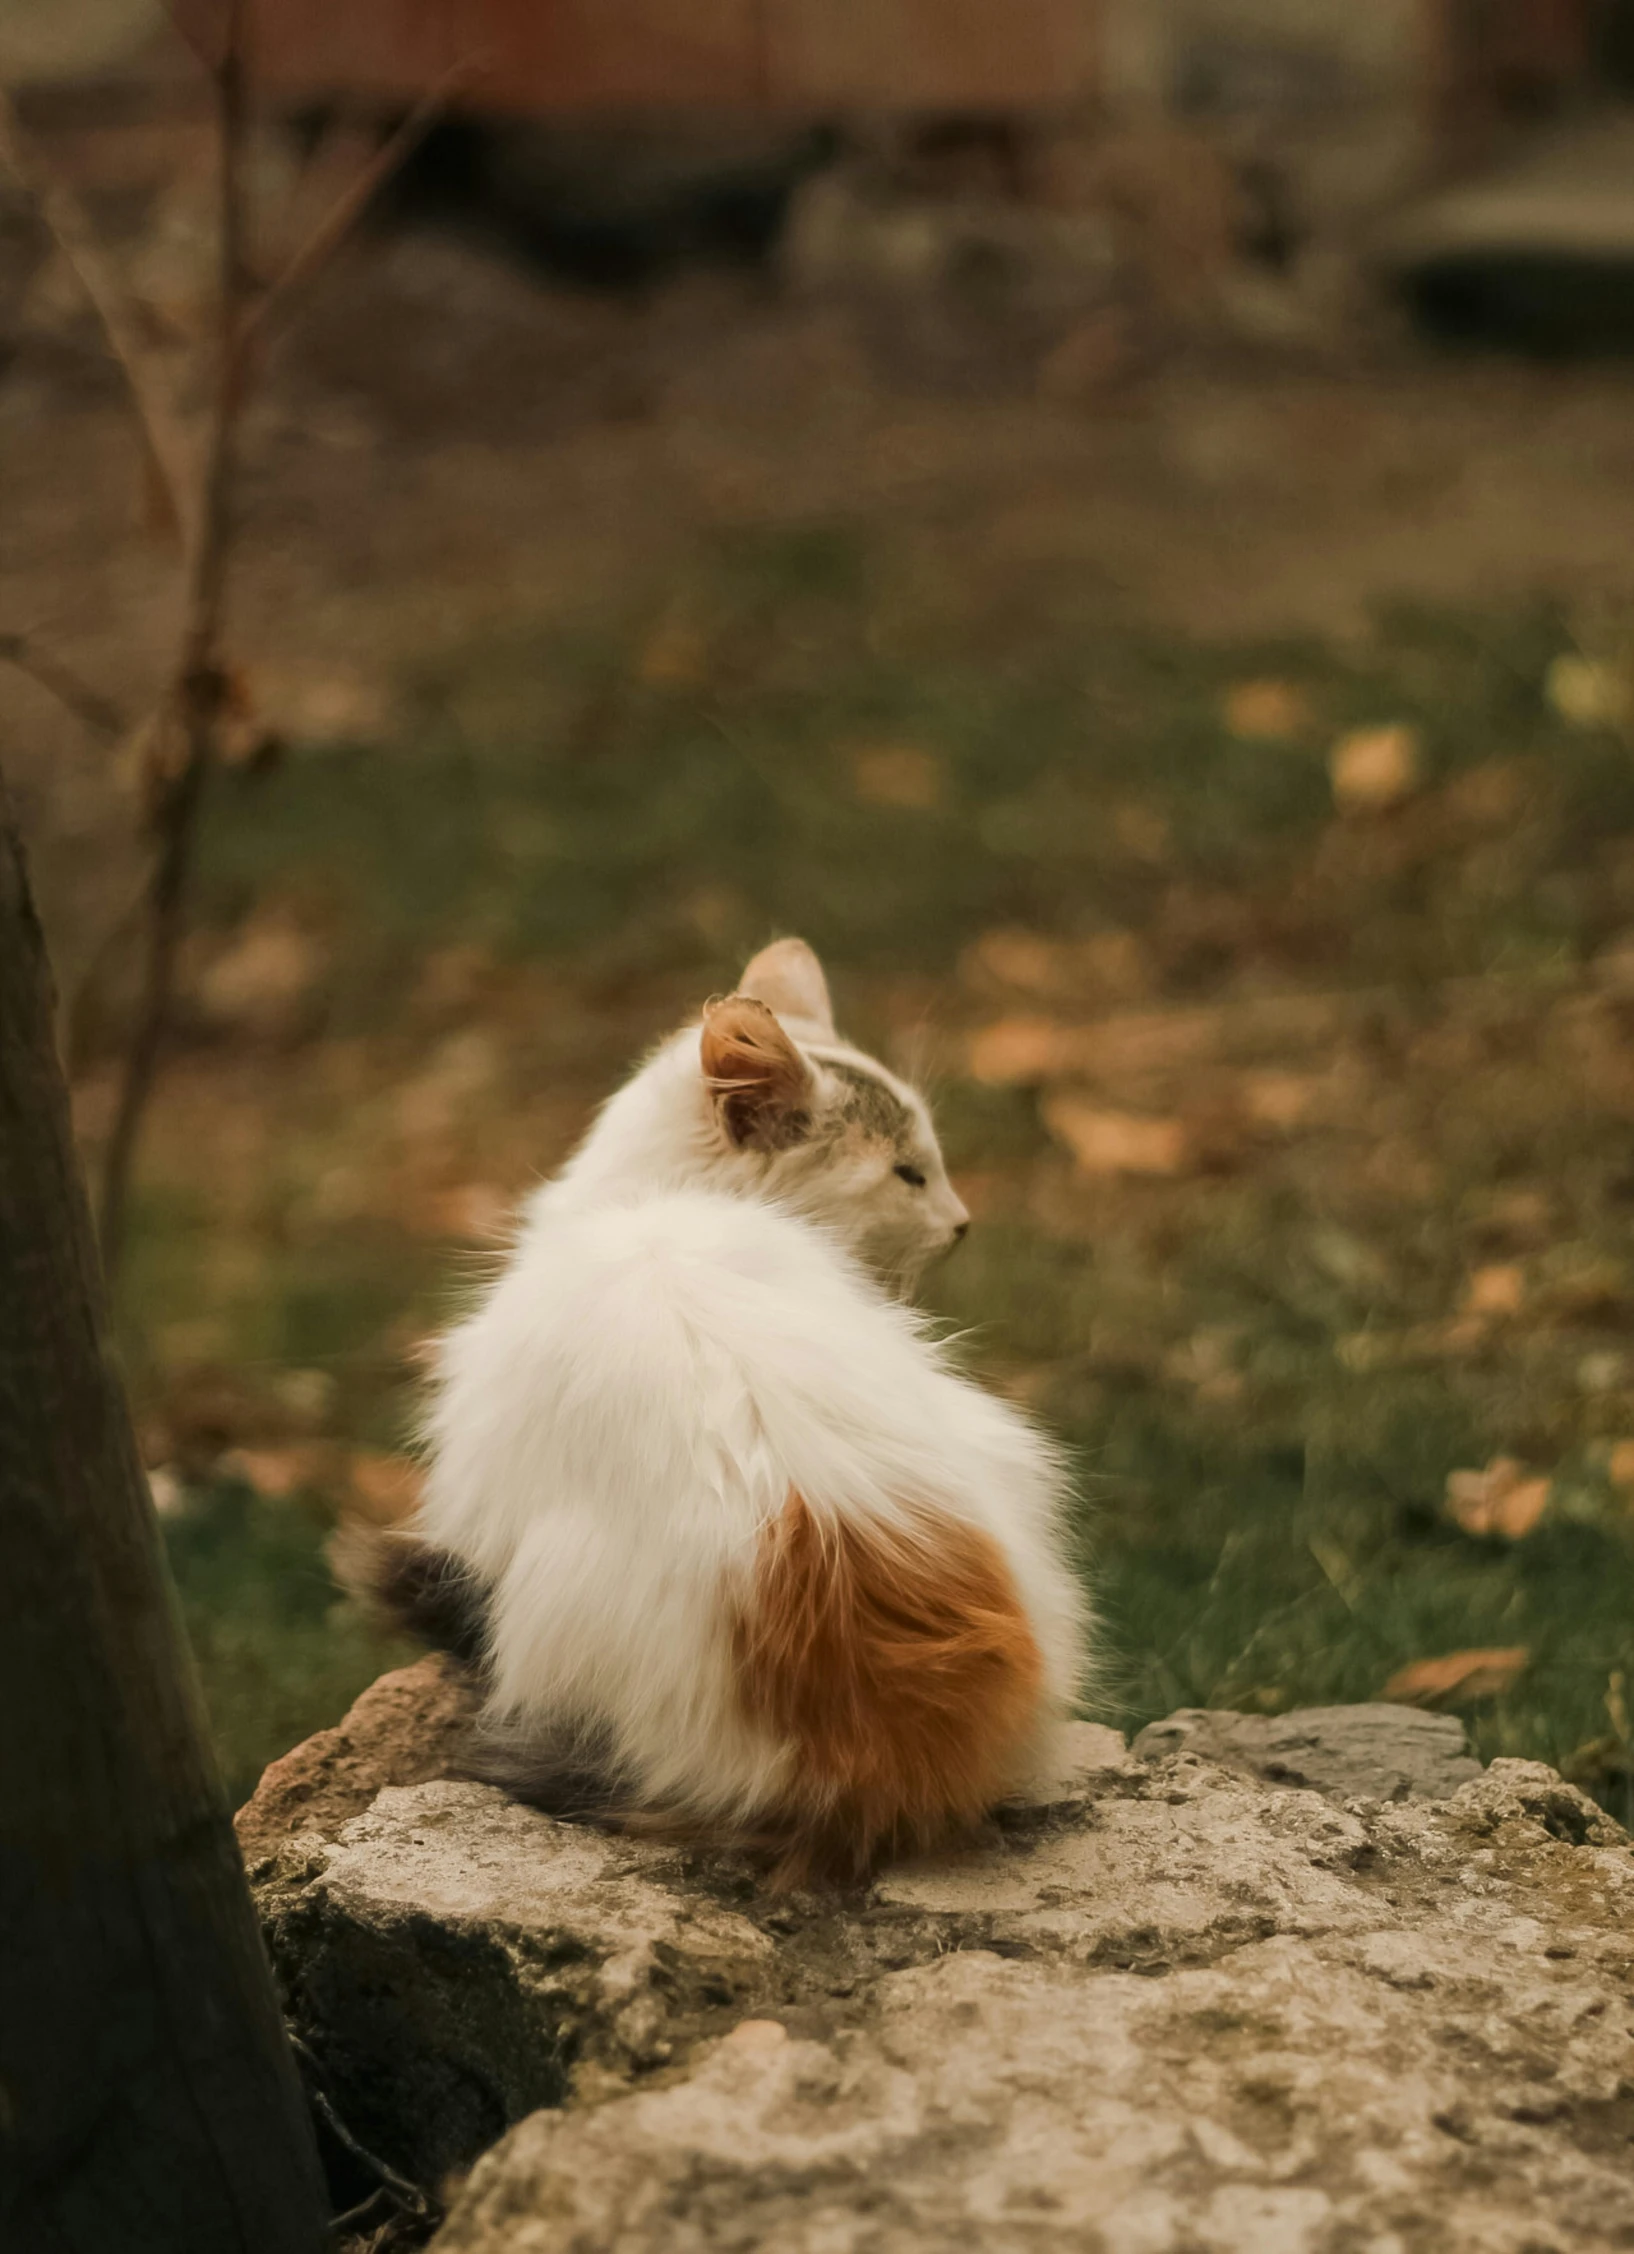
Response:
175,0,1102,114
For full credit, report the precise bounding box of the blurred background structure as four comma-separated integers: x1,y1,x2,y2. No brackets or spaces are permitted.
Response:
8,0,1634,1813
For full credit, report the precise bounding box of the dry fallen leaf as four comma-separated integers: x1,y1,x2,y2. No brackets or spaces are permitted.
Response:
1470,1185,1554,1246
1445,1457,1551,1540
967,1007,1189,1089
1329,723,1421,815
1113,802,1171,860
147,1466,187,1519
1081,930,1154,998
1164,1330,1243,1404
1536,1260,1630,1327
851,743,944,810
1336,1331,1397,1374
393,1030,503,1141
998,1366,1056,1408
967,1017,1077,1086
968,929,1070,994
1222,678,1311,742
1579,1351,1627,1395
637,615,710,689
195,910,325,1037
963,928,1152,1004
271,1366,339,1424
1463,1264,1525,1320
1606,1440,1634,1490
969,990,1347,1091
1383,1648,1528,1706
415,944,499,1016
422,1181,512,1243
1239,1070,1321,1131
1042,1095,1190,1177
1340,1315,1542,1372
348,1451,424,1526
220,1443,332,1501
1545,652,1632,730
258,661,390,742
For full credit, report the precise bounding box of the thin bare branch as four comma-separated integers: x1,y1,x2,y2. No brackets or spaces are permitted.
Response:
98,3,251,1273
0,631,126,740
238,57,482,362
0,85,197,542
80,17,475,1272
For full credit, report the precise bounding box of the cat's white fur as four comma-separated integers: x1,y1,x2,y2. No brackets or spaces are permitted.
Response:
417,939,1088,1831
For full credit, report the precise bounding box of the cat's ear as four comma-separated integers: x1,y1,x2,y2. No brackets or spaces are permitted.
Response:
700,995,815,1151
737,937,835,1039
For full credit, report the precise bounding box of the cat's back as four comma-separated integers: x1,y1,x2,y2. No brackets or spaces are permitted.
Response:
509,1183,884,1335
424,1186,922,1567
435,1185,909,1473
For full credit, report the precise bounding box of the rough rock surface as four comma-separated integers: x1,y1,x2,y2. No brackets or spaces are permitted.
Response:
1131,1702,1483,1805
251,1678,1634,2252
236,1653,478,1866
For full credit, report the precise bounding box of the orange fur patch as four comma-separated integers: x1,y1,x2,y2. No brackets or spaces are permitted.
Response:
699,995,812,1150
733,1491,1043,1886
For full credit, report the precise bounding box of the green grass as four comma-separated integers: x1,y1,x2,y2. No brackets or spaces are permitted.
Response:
118,527,1634,1811
933,1215,1634,1813
162,1480,414,1809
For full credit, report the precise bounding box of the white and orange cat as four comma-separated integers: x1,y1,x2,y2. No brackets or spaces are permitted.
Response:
353,938,1087,1884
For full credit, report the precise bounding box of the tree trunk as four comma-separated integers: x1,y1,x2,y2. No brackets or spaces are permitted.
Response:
0,771,328,2251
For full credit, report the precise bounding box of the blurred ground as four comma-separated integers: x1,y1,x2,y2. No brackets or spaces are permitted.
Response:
9,204,1634,1811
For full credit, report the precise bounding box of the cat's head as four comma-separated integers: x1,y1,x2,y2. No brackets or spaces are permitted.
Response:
561,939,969,1291
697,939,969,1287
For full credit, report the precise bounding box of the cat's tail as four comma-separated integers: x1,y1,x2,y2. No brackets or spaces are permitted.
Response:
330,1521,492,1671
457,1725,930,1890
333,1527,994,1890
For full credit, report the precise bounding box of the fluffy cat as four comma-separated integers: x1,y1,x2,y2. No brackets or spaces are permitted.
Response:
351,938,1088,1885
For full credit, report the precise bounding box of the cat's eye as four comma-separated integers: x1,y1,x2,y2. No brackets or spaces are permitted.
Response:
894,1164,928,1189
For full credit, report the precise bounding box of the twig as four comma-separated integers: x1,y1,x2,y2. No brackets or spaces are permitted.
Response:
237,59,482,366
94,30,471,1275
0,631,126,740
288,2036,434,2232
0,628,151,1065
96,1,250,1272
7,18,470,1272
0,86,196,543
